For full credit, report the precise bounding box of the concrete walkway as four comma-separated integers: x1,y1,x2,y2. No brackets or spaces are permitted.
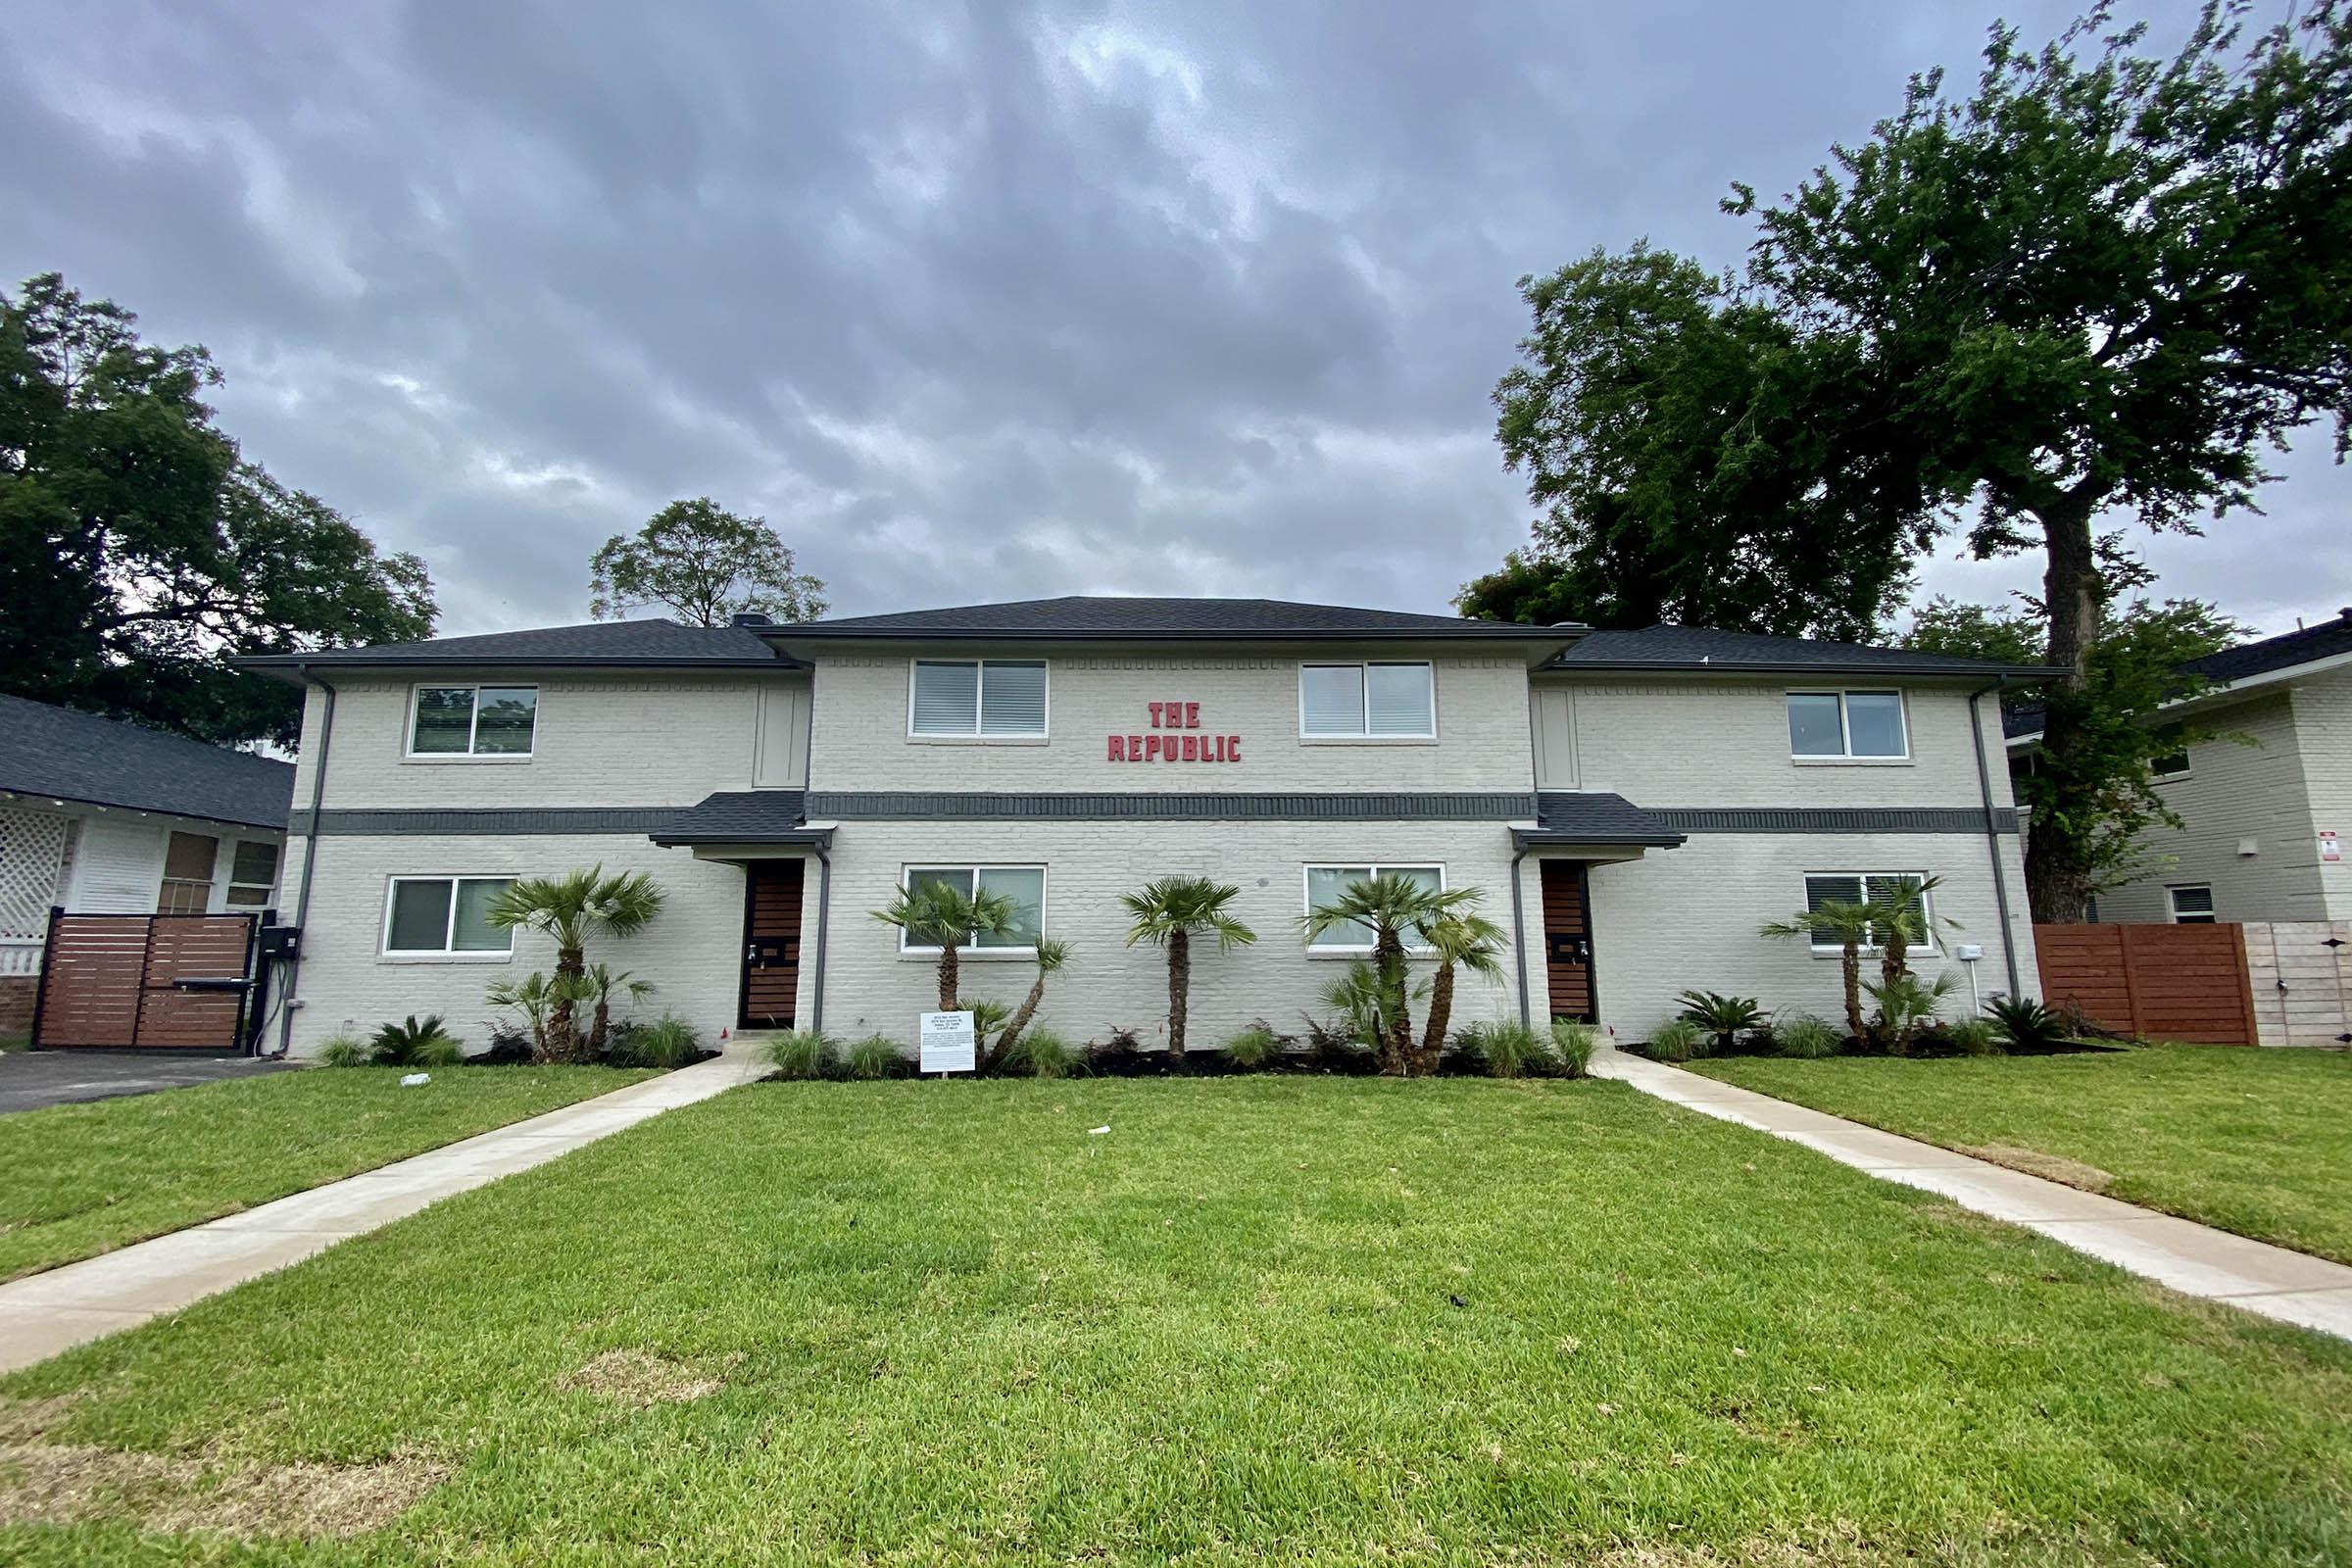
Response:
1594,1049,2352,1341
0,1046,772,1374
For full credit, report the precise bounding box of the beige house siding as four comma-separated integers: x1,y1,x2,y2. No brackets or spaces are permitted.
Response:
806,649,1537,795
2093,690,2326,924
2292,673,2352,920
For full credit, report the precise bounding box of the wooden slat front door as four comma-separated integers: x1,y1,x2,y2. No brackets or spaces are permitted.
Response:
739,860,804,1029
1541,861,1596,1022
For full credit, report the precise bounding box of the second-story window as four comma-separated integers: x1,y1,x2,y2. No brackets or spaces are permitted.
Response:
410,685,538,757
908,661,1048,737
1787,690,1906,759
1299,662,1435,738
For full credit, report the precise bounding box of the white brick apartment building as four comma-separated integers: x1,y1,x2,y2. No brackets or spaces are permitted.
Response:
243,598,2046,1057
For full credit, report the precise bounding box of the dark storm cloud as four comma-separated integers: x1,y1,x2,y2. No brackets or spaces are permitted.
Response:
2,0,2342,636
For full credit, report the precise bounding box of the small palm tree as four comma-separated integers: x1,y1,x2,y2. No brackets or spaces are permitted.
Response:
1415,908,1506,1071
485,971,560,1059
486,866,665,1060
989,938,1071,1069
872,880,1023,1011
1762,897,1875,1044
1299,873,1473,1075
1122,877,1256,1056
1863,875,1954,995
577,963,654,1057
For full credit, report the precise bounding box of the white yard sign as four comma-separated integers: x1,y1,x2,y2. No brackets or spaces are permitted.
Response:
919,1010,976,1075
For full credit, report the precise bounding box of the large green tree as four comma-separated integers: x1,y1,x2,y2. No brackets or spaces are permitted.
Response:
1905,542,2245,902
590,498,826,626
1482,5,2352,920
0,273,436,747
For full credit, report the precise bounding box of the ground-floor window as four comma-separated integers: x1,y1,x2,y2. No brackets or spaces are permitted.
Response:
1303,864,1444,951
383,876,514,956
224,841,280,908
1801,871,1937,955
901,866,1045,952
157,831,219,914
2168,884,2216,923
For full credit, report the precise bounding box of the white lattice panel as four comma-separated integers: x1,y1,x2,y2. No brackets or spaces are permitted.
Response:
0,804,71,940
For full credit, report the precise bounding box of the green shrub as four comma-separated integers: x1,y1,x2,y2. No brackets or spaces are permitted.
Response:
1219,1020,1285,1069
767,1028,841,1081
1455,1020,1553,1078
1644,1018,1709,1062
999,1027,1083,1079
1944,1016,2003,1055
844,1034,908,1080
1549,1020,1599,1078
1675,990,1767,1054
369,1014,464,1066
611,1013,701,1068
1774,1015,1843,1058
315,1034,370,1068
1987,996,2069,1052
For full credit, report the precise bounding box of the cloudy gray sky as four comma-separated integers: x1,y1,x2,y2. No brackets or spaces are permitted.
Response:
5,1,2344,639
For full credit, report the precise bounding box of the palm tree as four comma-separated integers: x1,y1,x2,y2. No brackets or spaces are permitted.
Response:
577,963,654,1057
872,879,1023,1011
486,866,665,1060
1121,877,1256,1057
1761,898,1873,1043
988,938,1070,1070
1415,909,1506,1071
485,970,560,1058
1864,875,1953,994
1299,873,1473,1075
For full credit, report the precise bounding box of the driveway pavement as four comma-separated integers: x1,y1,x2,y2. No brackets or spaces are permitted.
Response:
0,1051,290,1114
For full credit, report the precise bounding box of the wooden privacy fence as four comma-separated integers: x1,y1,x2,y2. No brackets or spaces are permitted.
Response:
30,910,262,1051
2034,922,2259,1046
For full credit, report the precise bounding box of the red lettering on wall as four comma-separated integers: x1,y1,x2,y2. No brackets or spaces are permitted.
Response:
1181,734,1198,760
1147,701,1164,728
1185,702,1200,729
1108,702,1239,762
1107,735,1125,761
1128,733,1144,760
1144,735,1160,761
1229,734,1242,761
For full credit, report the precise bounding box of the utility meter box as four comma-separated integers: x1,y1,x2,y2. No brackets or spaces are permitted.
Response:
1953,943,1984,961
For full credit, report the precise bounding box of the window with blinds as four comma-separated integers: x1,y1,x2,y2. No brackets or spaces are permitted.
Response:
910,661,1046,736
1801,872,1933,953
1303,864,1444,949
1299,662,1434,737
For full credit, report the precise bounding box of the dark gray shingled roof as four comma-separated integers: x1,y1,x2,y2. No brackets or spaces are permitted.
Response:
2182,607,2352,684
648,790,827,846
1549,625,2056,679
240,618,801,677
0,695,295,830
776,596,1577,641
1518,791,1688,847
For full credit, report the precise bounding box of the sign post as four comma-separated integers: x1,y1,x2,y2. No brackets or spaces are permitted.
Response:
919,1010,976,1077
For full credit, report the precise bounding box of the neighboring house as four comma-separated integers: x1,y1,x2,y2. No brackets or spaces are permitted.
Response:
2006,608,2352,924
240,601,2045,1057
0,695,296,1033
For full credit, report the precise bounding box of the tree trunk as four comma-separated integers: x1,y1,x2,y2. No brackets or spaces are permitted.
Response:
590,997,611,1058
937,942,960,1012
1374,927,1415,1075
1167,928,1191,1056
1839,937,1866,1043
992,971,1050,1071
549,947,585,1062
1421,961,1455,1069
2026,490,2103,923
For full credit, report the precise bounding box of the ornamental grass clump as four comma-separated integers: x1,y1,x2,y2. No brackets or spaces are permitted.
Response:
1219,1020,1285,1070
1644,1018,1708,1063
315,1034,370,1068
999,1027,1083,1079
1548,1020,1599,1078
767,1029,841,1081
1774,1015,1843,1058
609,1013,700,1069
1450,1020,1554,1078
843,1034,908,1081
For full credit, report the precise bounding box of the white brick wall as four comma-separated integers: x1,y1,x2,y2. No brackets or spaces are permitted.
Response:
2291,672,2352,921
807,649,1537,795
2091,689,2326,923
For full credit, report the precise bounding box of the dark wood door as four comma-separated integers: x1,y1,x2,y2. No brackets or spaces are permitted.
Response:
1540,861,1596,1023
739,860,804,1029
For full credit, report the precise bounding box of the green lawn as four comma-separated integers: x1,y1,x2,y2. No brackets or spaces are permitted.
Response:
0,1066,649,1282
1691,1044,2352,1263
2,1079,2347,1565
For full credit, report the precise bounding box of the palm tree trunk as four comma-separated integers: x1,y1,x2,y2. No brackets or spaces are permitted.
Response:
1374,927,1413,1075
1839,937,1866,1043
1421,961,1455,1068
551,946,585,1062
992,972,1049,1071
1167,927,1191,1056
590,997,611,1057
938,942,960,1012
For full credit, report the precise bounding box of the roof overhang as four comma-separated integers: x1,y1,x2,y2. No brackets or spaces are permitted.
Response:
237,654,803,686
0,786,288,834
1545,659,2062,681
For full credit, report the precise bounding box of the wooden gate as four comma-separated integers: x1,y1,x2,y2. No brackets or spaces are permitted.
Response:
30,910,262,1050
2034,922,2258,1046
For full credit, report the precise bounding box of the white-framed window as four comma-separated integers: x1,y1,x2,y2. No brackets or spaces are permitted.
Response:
907,661,1048,737
1801,872,1937,955
224,841,280,908
157,831,220,914
382,876,515,956
2168,884,2216,924
409,685,538,757
898,865,1046,952
1299,662,1436,739
1787,690,1908,759
1302,863,1445,951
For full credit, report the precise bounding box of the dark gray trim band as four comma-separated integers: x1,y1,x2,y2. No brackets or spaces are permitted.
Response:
805,791,1539,821
1650,807,2022,835
290,808,682,836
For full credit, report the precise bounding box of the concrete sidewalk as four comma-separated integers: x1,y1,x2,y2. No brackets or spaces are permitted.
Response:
1594,1049,2352,1341
0,1046,772,1374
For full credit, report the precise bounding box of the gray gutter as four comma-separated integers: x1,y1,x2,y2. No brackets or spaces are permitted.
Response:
1968,680,2026,998
239,655,803,684
279,667,336,1056
1547,660,2064,680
